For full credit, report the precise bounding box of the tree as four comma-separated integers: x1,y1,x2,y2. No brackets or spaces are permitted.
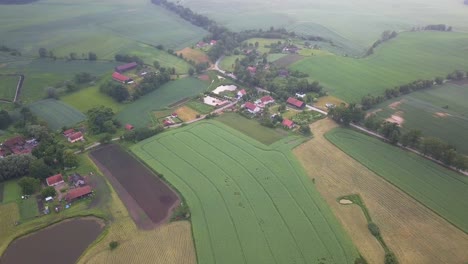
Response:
364,114,382,131
26,125,50,141
99,133,112,144
188,68,195,76
299,125,312,135
63,150,78,168
0,110,12,129
88,52,97,61
86,106,116,134
278,103,287,113
367,222,380,237
18,177,40,195
434,77,444,85
0,154,36,182
399,129,421,147
29,159,50,179
41,186,56,198
74,72,94,84
384,252,398,264
46,87,58,99
379,121,400,144
153,60,160,69
38,47,48,58
109,241,119,250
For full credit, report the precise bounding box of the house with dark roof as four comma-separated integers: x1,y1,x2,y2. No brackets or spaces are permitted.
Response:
65,186,92,202
244,102,260,114
112,72,132,84
282,119,295,129
46,174,64,187
69,173,85,187
115,62,138,73
287,97,305,109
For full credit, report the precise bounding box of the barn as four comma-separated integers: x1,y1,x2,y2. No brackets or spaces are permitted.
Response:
112,72,132,84
286,97,305,109
115,62,138,73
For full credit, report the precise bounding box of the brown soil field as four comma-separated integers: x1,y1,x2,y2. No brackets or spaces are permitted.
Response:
273,54,303,68
175,106,200,122
90,145,179,229
177,47,210,64
388,99,404,110
385,111,405,126
294,119,468,264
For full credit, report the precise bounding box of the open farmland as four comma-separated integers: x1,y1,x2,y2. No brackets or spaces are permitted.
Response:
1,59,116,103
326,127,468,233
291,31,468,102
29,99,86,130
177,48,210,64
125,45,192,74
372,82,468,154
117,78,207,128
90,144,179,229
0,75,19,101
219,55,244,72
294,119,468,263
0,0,206,58
132,121,359,264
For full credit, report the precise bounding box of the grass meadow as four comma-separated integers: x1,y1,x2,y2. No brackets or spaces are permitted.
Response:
216,112,288,145
291,31,468,102
29,99,86,130
117,78,207,128
220,55,244,72
132,121,359,264
372,82,468,154
0,0,206,58
326,128,468,233
0,75,19,101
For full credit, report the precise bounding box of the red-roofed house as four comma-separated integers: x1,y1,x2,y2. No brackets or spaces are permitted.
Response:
63,129,75,137
282,119,295,129
46,174,64,187
115,62,138,73
68,132,84,143
3,136,35,155
197,41,208,48
260,96,275,105
65,186,93,202
210,40,217,45
247,66,257,75
112,72,132,84
125,124,134,131
237,89,247,98
286,97,305,109
244,102,260,114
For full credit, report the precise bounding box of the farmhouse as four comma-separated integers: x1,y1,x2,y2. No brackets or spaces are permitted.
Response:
247,66,257,75
197,41,208,48
65,185,92,203
2,136,37,155
260,96,275,105
287,97,305,109
210,40,217,45
237,89,247,99
125,124,134,130
63,129,75,137
115,62,138,73
112,72,133,84
68,132,84,143
244,102,260,114
282,119,295,129
46,174,64,187
69,173,85,187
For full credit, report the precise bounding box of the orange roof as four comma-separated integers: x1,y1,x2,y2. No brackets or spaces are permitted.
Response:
68,132,83,141
260,96,274,103
66,186,92,202
46,174,64,186
282,119,294,128
244,102,257,111
112,72,130,82
286,97,304,108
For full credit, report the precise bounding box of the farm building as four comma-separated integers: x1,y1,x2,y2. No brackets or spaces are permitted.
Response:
125,124,134,130
63,129,75,137
237,89,247,99
2,136,37,155
247,66,257,75
287,97,305,109
282,119,295,129
112,72,133,84
210,40,217,45
69,173,85,187
278,69,289,78
115,62,138,73
244,102,260,114
68,132,84,143
65,186,92,202
260,96,275,105
46,174,64,187
197,41,208,48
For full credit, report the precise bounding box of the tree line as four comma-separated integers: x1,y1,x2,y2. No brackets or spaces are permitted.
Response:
38,47,97,61
411,24,453,32
366,30,398,56
0,45,21,56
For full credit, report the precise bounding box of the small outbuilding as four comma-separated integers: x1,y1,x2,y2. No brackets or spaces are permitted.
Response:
237,89,247,99
260,96,275,105
282,119,295,129
125,124,134,131
287,97,305,109
244,102,260,114
115,62,138,73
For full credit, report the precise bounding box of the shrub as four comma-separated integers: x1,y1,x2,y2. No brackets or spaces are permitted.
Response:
109,241,119,250
384,252,398,264
41,186,56,198
368,222,380,237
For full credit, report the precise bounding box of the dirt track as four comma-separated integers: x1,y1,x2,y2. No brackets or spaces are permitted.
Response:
294,119,468,264
90,144,179,230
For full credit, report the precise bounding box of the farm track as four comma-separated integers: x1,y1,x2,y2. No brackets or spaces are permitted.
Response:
294,119,468,264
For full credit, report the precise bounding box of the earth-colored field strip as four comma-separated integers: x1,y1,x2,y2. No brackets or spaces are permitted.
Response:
176,48,210,64
373,83,468,154
291,31,468,102
326,127,468,232
132,121,359,264
0,75,19,101
29,99,86,130
117,78,207,128
216,112,287,145
0,0,206,57
294,119,468,264
175,106,200,122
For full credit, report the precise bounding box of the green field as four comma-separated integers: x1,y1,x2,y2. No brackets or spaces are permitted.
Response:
29,99,86,130
0,75,19,101
133,121,358,264
216,112,287,145
186,100,214,114
1,59,116,103
0,0,206,58
372,82,468,154
179,0,468,52
326,128,468,232
117,78,207,128
18,198,38,220
2,180,21,204
243,38,282,54
291,31,468,102
220,55,244,72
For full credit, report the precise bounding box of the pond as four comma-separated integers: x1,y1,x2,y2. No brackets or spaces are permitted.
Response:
1,217,104,264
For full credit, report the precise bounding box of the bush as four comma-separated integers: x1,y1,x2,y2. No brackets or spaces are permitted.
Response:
41,186,56,198
109,241,119,250
384,252,398,264
368,222,380,237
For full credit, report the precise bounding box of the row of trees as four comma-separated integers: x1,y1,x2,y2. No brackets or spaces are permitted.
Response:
366,30,398,56
38,48,97,61
114,54,144,65
0,45,21,56
122,126,164,142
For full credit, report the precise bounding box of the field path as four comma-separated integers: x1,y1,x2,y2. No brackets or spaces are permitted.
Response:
294,119,468,264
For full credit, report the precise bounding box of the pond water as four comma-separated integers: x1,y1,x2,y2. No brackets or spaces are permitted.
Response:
1,217,104,264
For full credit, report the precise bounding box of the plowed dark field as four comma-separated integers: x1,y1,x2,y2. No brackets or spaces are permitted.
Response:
90,145,179,228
